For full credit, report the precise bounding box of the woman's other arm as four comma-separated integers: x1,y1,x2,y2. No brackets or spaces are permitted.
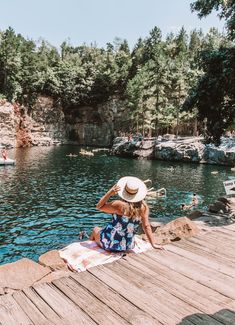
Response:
141,203,164,250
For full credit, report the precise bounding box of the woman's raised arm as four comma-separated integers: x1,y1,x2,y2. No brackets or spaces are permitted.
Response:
96,184,124,215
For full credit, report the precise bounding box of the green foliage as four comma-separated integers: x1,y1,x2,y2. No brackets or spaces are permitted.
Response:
185,1,235,143
191,0,235,40
184,47,235,144
0,24,233,141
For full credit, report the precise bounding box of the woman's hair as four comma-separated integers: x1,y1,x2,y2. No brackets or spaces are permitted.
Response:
123,200,147,220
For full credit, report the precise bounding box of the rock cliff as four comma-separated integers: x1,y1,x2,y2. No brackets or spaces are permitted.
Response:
111,136,235,166
0,101,19,148
0,98,66,147
0,96,126,148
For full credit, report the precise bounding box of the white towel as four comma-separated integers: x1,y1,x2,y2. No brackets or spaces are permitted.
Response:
59,236,152,272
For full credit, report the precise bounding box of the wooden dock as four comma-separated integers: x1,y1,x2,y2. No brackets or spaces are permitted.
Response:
0,223,235,324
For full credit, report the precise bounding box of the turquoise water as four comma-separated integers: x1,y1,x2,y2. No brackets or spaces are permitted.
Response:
0,146,233,265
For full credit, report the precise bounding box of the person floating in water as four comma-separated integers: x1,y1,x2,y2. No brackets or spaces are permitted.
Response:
90,176,164,251
180,203,192,210
78,230,89,240
191,193,199,206
1,148,7,160
181,193,199,210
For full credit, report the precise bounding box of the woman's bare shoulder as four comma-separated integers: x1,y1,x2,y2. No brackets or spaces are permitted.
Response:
108,200,126,215
111,200,126,208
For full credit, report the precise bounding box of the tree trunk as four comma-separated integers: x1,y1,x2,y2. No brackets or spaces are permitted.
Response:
193,118,198,136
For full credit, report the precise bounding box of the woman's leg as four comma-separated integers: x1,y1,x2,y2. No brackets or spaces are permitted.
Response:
90,226,102,246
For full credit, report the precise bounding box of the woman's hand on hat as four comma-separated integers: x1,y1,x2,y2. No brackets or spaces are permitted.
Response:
108,184,120,196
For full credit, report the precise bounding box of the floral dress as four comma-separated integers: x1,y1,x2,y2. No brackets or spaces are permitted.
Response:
100,214,140,251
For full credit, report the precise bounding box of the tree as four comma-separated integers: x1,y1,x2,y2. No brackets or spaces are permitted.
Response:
186,1,235,143
191,0,235,40
0,27,23,100
184,47,235,144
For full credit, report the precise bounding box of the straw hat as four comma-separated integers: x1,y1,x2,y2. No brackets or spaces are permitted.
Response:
117,176,147,203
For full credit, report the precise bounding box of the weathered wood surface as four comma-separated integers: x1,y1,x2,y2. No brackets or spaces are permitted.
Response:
0,224,235,325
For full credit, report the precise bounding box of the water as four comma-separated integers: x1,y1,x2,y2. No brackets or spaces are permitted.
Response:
0,145,233,265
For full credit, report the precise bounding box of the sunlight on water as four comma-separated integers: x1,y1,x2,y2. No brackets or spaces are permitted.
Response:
0,146,233,265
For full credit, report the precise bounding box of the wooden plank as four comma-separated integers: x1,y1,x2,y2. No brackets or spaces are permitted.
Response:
130,254,235,325
0,294,32,325
70,272,158,325
204,232,235,247
226,300,235,312
94,260,224,325
173,239,235,268
130,252,233,306
33,282,95,324
159,248,234,284
131,252,234,306
105,258,226,325
196,231,235,246
53,276,129,325
146,246,235,284
187,236,235,261
203,229,235,241
144,250,235,300
179,234,235,261
117,255,235,325
216,227,235,236
204,224,235,233
166,244,235,278
88,264,178,325
23,287,66,325
13,291,53,325
103,260,204,318
223,224,235,231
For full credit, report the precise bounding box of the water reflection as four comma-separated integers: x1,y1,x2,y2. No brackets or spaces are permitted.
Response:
0,146,232,265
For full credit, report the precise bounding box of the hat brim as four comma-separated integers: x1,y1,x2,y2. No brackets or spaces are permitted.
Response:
117,176,147,203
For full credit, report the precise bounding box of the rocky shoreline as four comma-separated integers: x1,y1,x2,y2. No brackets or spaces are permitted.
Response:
111,136,235,166
1,96,235,167
1,99,235,166
0,196,234,296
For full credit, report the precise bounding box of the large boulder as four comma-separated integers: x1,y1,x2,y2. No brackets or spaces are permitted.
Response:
229,197,235,213
39,249,68,270
34,270,70,284
187,210,204,220
155,138,204,163
0,258,50,295
217,197,232,206
208,201,229,213
142,217,199,245
203,138,235,165
111,137,155,158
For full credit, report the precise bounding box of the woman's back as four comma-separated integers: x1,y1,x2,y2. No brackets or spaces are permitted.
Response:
100,213,141,251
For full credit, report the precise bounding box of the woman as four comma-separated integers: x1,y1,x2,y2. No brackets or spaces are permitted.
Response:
1,148,7,160
90,176,163,251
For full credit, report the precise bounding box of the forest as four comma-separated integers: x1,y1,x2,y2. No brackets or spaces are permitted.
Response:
0,0,234,144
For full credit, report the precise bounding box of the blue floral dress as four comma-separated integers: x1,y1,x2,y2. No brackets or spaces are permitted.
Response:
100,214,140,251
